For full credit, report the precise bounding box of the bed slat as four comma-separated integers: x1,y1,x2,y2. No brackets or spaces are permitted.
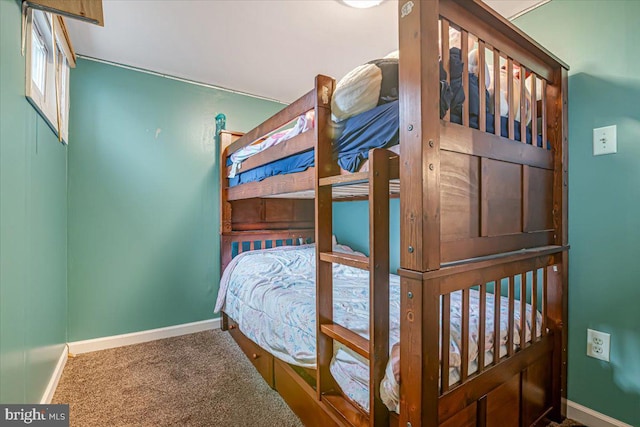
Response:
531,75,538,144
478,283,486,373
542,267,548,335
507,59,515,140
493,279,501,364
462,30,470,127
441,19,451,122
441,293,451,393
478,40,486,132
461,288,470,381
508,276,515,357
541,79,548,147
532,269,538,342
493,48,501,135
520,65,527,143
520,273,527,349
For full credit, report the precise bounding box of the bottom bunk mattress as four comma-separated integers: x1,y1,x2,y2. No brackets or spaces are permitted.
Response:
214,244,541,414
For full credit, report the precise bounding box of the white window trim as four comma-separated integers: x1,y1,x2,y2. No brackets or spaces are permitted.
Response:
25,7,72,144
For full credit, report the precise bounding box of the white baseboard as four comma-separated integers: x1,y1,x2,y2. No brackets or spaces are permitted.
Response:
67,318,221,355
565,399,633,427
40,345,68,404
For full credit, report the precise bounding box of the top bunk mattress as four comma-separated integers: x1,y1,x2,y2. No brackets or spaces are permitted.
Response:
227,100,400,187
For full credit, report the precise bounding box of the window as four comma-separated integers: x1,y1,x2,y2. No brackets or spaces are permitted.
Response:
25,8,74,144
30,23,47,95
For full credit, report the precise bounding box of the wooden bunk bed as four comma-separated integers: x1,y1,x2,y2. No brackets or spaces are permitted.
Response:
216,1,569,426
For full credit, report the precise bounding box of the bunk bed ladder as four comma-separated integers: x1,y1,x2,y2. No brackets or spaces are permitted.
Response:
316,148,396,427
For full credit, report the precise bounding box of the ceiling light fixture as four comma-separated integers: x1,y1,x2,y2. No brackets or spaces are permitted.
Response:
342,0,384,9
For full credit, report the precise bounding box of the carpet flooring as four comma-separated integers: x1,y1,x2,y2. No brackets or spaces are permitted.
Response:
53,330,302,426
53,330,583,426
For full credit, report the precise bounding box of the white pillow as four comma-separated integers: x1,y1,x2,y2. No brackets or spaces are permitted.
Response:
488,68,532,124
331,63,382,123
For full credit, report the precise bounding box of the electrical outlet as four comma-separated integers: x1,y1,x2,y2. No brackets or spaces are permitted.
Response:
587,329,610,362
593,125,617,156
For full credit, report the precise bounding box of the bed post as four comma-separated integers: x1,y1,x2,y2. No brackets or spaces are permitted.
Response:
217,122,245,273
398,0,442,426
559,67,569,419
217,114,233,238
216,114,228,332
548,65,569,420
400,273,441,427
219,114,244,334
398,0,442,273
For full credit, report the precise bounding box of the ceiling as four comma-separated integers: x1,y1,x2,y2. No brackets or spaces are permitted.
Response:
65,0,547,104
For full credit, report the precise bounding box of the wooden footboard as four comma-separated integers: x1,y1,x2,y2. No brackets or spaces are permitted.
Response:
399,246,568,427
397,1,569,425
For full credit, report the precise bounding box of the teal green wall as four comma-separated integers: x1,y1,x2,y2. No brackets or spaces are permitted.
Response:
333,200,401,273
515,1,640,424
1,0,68,404
67,59,284,341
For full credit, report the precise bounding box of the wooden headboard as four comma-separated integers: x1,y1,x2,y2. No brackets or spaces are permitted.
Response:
220,229,315,273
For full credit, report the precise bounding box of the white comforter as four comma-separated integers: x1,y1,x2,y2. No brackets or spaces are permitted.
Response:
215,245,540,413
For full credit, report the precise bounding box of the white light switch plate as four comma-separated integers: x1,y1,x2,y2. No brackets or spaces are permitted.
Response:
593,125,617,156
